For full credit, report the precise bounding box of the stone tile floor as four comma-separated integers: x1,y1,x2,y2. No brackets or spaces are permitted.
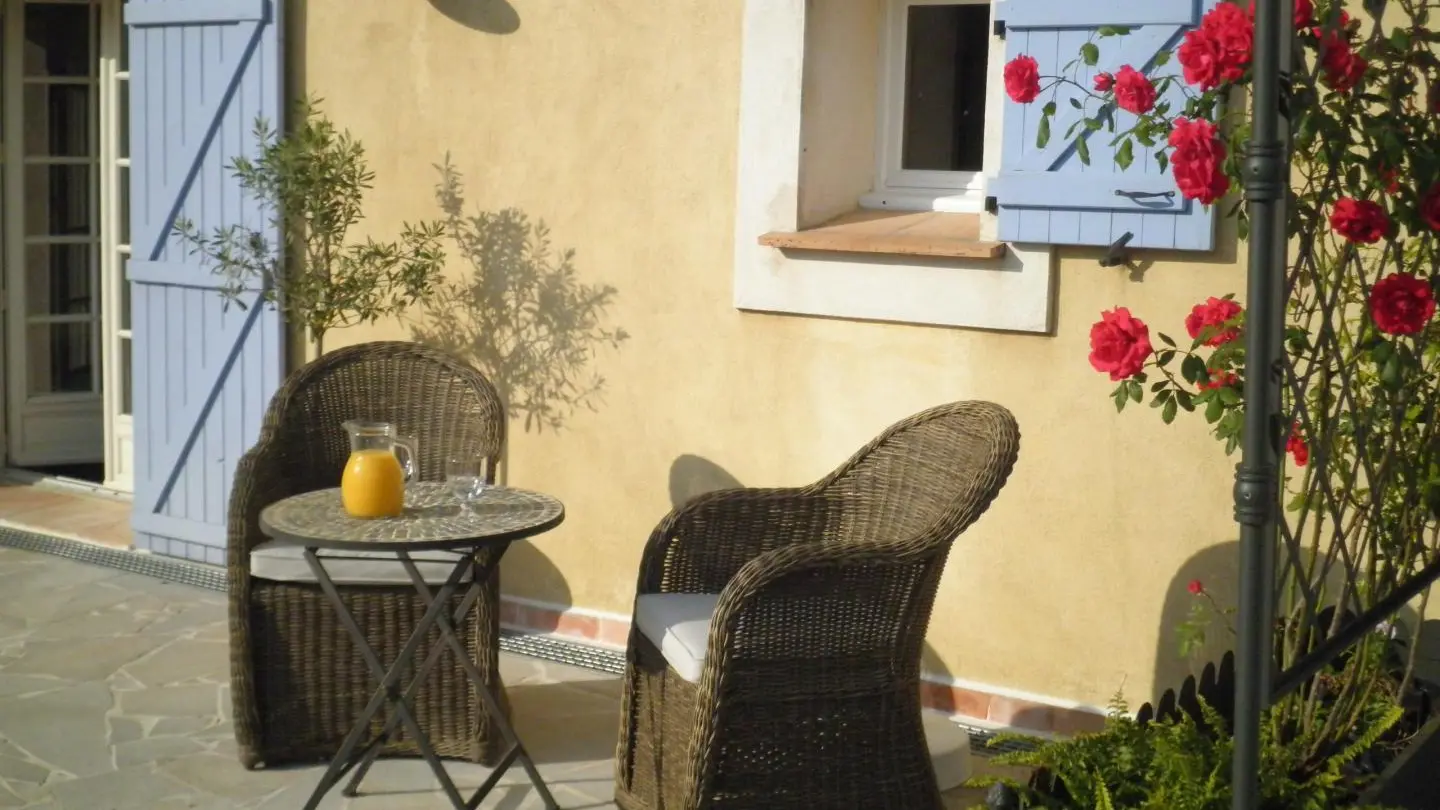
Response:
0,546,1010,808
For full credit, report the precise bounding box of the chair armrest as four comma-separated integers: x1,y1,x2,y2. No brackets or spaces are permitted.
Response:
226,433,316,752
226,437,309,577
634,486,843,596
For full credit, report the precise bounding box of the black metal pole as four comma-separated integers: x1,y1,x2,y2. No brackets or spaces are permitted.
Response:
1232,0,1287,807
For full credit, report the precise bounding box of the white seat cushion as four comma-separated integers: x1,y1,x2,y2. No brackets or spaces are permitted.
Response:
633,593,721,683
249,541,471,586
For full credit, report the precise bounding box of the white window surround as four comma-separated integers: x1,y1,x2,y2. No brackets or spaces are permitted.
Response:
861,0,990,214
733,0,1055,334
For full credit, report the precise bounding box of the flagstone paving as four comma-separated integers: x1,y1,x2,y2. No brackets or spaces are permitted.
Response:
0,547,1003,808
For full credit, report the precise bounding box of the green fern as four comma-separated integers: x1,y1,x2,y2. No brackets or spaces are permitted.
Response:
1093,774,1116,810
1334,703,1404,770
965,689,1408,810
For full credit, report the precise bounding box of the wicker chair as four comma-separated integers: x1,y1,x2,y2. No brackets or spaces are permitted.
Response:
614,401,1021,810
228,341,509,769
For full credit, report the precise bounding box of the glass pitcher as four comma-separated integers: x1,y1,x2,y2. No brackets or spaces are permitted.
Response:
340,420,418,519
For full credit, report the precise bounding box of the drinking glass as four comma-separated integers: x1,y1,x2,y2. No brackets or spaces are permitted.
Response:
445,455,490,515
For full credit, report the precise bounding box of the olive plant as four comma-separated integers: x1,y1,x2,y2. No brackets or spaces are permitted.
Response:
175,96,446,348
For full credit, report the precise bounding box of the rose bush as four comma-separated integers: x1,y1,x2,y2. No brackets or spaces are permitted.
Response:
1000,0,1440,801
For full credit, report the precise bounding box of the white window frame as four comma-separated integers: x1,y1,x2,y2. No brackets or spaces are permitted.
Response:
733,0,1053,334
860,0,992,215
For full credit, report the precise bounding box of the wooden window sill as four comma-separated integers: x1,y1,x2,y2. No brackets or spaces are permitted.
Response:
758,210,1006,260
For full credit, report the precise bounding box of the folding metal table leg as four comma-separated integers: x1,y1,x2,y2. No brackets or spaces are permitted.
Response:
343,572,487,796
300,549,477,810
399,554,562,810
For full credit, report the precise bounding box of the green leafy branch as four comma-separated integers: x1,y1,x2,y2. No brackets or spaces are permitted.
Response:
173,95,447,347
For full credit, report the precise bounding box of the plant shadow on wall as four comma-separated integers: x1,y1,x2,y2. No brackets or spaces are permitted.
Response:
409,157,629,606
410,156,630,441
1153,542,1431,708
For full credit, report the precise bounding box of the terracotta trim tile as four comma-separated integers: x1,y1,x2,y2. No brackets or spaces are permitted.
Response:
596,617,631,648
499,600,523,624
554,611,599,640
945,686,994,722
496,595,1111,735
1051,707,1108,735
920,680,957,713
988,695,1057,733
0,489,74,511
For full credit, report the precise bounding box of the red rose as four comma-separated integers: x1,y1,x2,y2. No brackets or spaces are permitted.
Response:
1291,0,1316,28
1287,424,1309,467
1369,272,1436,336
1005,55,1042,103
1089,307,1154,381
1249,0,1314,30
1198,369,1240,391
1329,197,1390,244
1200,2,1254,83
1113,65,1157,114
1320,33,1367,91
1310,10,1354,39
1185,296,1244,346
1187,579,1205,596
1168,118,1231,205
1094,72,1114,92
1178,29,1227,90
1421,183,1440,230
1379,165,1401,195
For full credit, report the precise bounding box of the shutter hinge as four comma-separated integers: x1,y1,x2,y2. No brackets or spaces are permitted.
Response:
993,19,1006,38
984,196,999,215
1098,231,1136,268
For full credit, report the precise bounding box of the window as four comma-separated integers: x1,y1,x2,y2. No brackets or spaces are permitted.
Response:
863,0,993,214
733,0,1054,334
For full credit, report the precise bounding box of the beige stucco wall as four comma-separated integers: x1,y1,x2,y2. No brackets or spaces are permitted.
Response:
299,0,1251,708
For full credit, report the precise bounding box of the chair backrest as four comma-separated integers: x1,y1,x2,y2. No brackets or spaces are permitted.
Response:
259,341,506,492
813,401,1020,552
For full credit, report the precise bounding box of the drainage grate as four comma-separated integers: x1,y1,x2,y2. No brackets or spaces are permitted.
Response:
498,628,626,674
0,525,1036,756
0,525,227,590
969,729,1041,755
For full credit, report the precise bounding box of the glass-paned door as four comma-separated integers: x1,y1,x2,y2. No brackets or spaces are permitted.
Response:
3,0,104,467
99,0,127,489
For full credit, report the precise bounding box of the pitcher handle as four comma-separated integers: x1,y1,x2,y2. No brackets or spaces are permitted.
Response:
394,436,418,483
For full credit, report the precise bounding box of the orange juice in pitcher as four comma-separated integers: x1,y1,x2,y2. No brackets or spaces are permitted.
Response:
340,421,417,518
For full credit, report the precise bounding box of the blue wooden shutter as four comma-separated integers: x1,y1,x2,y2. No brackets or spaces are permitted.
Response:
989,0,1219,250
125,0,285,564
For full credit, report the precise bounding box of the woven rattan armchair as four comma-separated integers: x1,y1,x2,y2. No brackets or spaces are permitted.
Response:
228,341,509,769
614,401,1020,810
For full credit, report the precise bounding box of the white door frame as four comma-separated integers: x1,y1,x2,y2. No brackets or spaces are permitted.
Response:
2,0,106,469
98,0,130,491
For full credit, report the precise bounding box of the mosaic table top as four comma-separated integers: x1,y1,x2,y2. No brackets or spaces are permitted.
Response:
259,482,565,551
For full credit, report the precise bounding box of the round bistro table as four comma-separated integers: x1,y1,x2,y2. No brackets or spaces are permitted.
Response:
259,482,565,810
